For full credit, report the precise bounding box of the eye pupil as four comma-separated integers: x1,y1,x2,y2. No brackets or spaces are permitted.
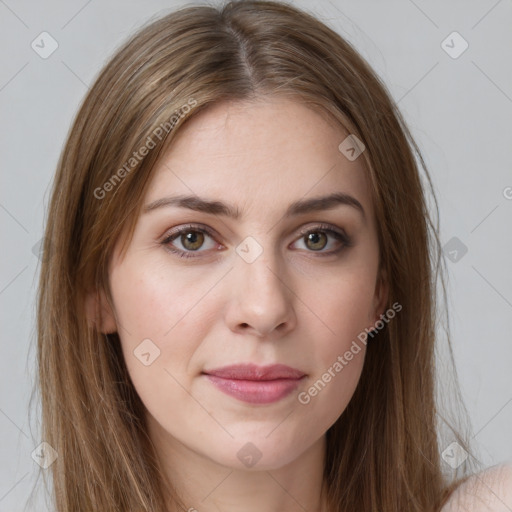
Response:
182,231,204,250
306,232,327,251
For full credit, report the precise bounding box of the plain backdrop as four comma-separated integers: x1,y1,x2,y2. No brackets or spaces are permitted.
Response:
1,0,511,510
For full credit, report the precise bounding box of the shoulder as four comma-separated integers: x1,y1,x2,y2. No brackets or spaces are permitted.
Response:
441,463,512,512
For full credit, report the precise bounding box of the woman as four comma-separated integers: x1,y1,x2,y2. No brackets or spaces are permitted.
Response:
35,1,511,511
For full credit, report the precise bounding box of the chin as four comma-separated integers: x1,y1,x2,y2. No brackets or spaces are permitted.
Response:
204,435,314,472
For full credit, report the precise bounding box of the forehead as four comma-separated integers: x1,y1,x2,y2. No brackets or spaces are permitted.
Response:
145,97,374,224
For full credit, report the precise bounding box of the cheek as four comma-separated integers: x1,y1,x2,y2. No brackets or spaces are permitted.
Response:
306,268,377,349
110,261,211,340
109,262,213,387
291,269,376,425
110,263,214,423
297,308,368,431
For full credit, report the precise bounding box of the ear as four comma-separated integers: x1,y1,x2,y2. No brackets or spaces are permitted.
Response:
85,288,117,334
369,266,389,326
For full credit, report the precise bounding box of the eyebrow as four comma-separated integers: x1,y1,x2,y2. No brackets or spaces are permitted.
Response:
143,192,366,222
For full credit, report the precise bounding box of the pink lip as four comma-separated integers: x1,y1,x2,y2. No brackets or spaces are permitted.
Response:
203,364,306,404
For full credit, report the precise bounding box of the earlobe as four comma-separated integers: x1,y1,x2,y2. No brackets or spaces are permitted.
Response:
85,288,117,334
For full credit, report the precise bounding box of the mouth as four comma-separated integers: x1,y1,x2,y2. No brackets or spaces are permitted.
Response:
202,363,307,404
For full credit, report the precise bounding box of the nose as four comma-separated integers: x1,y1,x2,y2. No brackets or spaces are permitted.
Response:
224,247,297,338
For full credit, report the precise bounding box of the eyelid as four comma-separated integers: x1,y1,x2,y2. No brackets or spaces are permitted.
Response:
162,222,218,241
160,222,351,258
295,222,348,241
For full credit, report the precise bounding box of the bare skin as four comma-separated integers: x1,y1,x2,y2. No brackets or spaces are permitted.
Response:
95,96,389,511
441,465,512,512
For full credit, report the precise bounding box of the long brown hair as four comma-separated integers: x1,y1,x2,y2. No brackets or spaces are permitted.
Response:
33,1,478,510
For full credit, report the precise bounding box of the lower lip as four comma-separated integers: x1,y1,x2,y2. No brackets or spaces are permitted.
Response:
204,375,303,404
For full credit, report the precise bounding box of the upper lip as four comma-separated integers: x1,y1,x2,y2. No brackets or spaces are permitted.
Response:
203,364,306,380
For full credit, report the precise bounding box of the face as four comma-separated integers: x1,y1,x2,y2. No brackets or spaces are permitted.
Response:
97,97,387,472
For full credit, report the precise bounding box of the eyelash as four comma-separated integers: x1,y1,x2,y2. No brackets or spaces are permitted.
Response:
160,223,352,259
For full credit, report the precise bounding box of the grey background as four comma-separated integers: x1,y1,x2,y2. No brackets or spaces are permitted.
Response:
1,0,511,510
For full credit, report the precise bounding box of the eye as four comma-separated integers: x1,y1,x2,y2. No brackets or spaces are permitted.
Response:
160,224,220,259
291,223,351,255
160,222,352,259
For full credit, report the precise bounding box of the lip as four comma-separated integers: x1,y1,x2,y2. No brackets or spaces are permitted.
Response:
202,364,306,404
